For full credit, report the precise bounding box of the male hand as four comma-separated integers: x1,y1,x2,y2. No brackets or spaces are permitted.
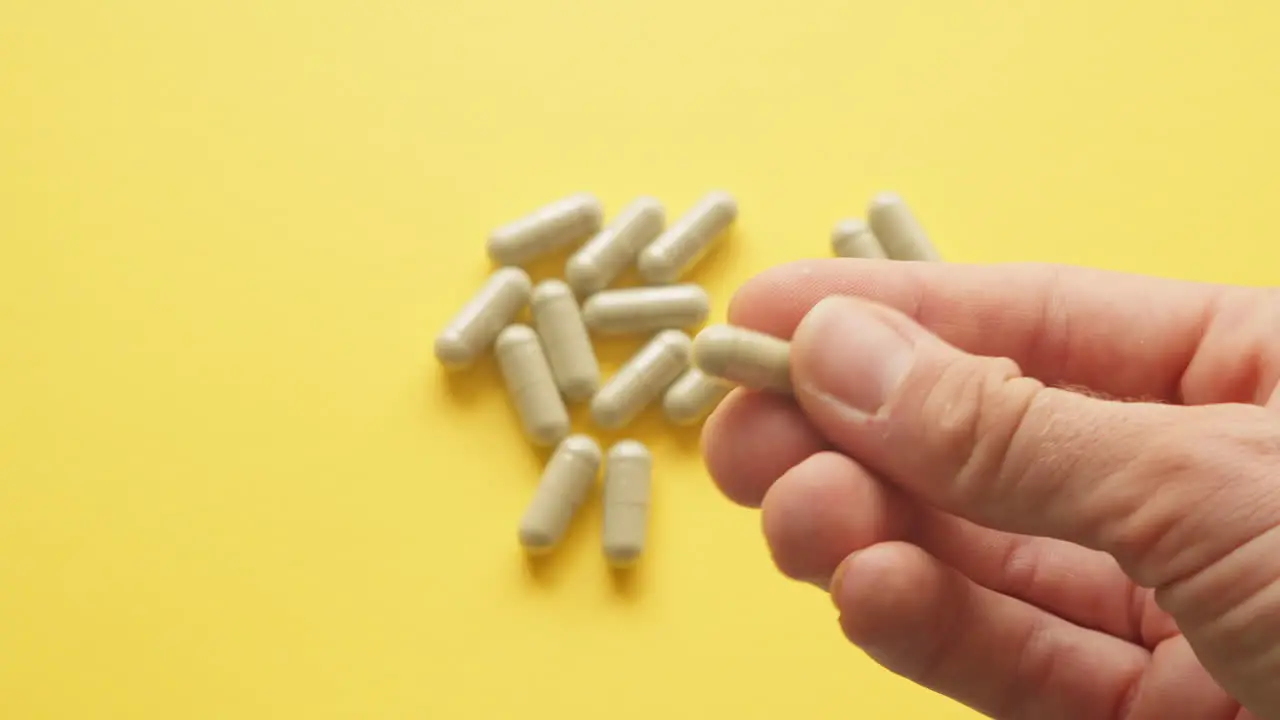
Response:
702,260,1280,719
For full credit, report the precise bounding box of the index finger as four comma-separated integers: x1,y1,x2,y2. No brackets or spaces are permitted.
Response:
727,259,1223,403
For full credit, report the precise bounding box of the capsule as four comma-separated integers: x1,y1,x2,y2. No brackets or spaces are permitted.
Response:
495,325,571,446
581,285,710,336
637,191,737,284
530,280,600,402
565,197,665,296
591,330,692,430
434,267,533,368
866,192,941,262
693,324,792,394
831,219,887,259
518,435,602,554
487,193,604,267
602,440,652,567
662,367,733,425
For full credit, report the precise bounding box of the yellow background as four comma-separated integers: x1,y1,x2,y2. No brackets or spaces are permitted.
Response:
4,1,1280,718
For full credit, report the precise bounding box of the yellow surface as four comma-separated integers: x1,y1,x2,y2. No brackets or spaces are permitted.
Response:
4,1,1280,718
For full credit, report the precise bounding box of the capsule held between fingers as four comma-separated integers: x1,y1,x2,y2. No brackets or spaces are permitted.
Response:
487,193,604,267
637,191,737,284
662,367,732,425
831,219,888,259
866,192,941,262
518,435,602,554
692,324,792,394
581,285,710,336
591,330,693,430
602,440,652,567
565,197,665,296
531,280,600,402
434,267,533,369
495,324,571,446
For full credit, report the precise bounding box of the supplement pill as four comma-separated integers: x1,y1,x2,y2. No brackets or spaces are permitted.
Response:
866,192,941,262
531,280,600,402
565,197,664,296
581,285,710,336
692,324,792,394
662,367,733,425
495,324,571,446
591,330,692,430
637,191,737,284
518,435,602,554
831,219,888,259
434,267,533,368
602,440,653,567
487,193,604,267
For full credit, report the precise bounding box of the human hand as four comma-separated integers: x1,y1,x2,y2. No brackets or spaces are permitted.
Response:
701,260,1280,719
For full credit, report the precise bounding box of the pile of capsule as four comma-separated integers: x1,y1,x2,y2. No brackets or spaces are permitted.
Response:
434,190,939,569
434,191,741,569
830,191,942,261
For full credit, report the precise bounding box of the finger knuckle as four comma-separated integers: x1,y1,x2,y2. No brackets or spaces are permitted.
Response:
996,537,1046,604
998,612,1058,718
920,356,1044,511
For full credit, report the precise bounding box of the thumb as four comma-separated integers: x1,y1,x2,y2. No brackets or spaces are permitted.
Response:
790,295,1280,712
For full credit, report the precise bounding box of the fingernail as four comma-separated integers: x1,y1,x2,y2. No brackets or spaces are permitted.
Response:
797,298,915,417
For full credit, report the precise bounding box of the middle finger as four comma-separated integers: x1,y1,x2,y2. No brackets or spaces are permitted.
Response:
760,450,1181,647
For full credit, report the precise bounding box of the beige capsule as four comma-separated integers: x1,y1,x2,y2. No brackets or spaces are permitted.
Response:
866,192,941,262
565,197,665,296
637,191,737,284
518,435,602,554
831,218,888,259
434,267,533,368
487,193,604,267
531,280,600,402
591,330,693,430
581,285,710,336
662,367,733,425
495,324,571,446
602,440,652,567
692,324,792,394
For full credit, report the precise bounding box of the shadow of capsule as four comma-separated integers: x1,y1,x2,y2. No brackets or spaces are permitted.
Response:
608,560,646,601
435,352,499,407
510,243,584,289
677,223,743,291
664,415,704,456
521,547,567,587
